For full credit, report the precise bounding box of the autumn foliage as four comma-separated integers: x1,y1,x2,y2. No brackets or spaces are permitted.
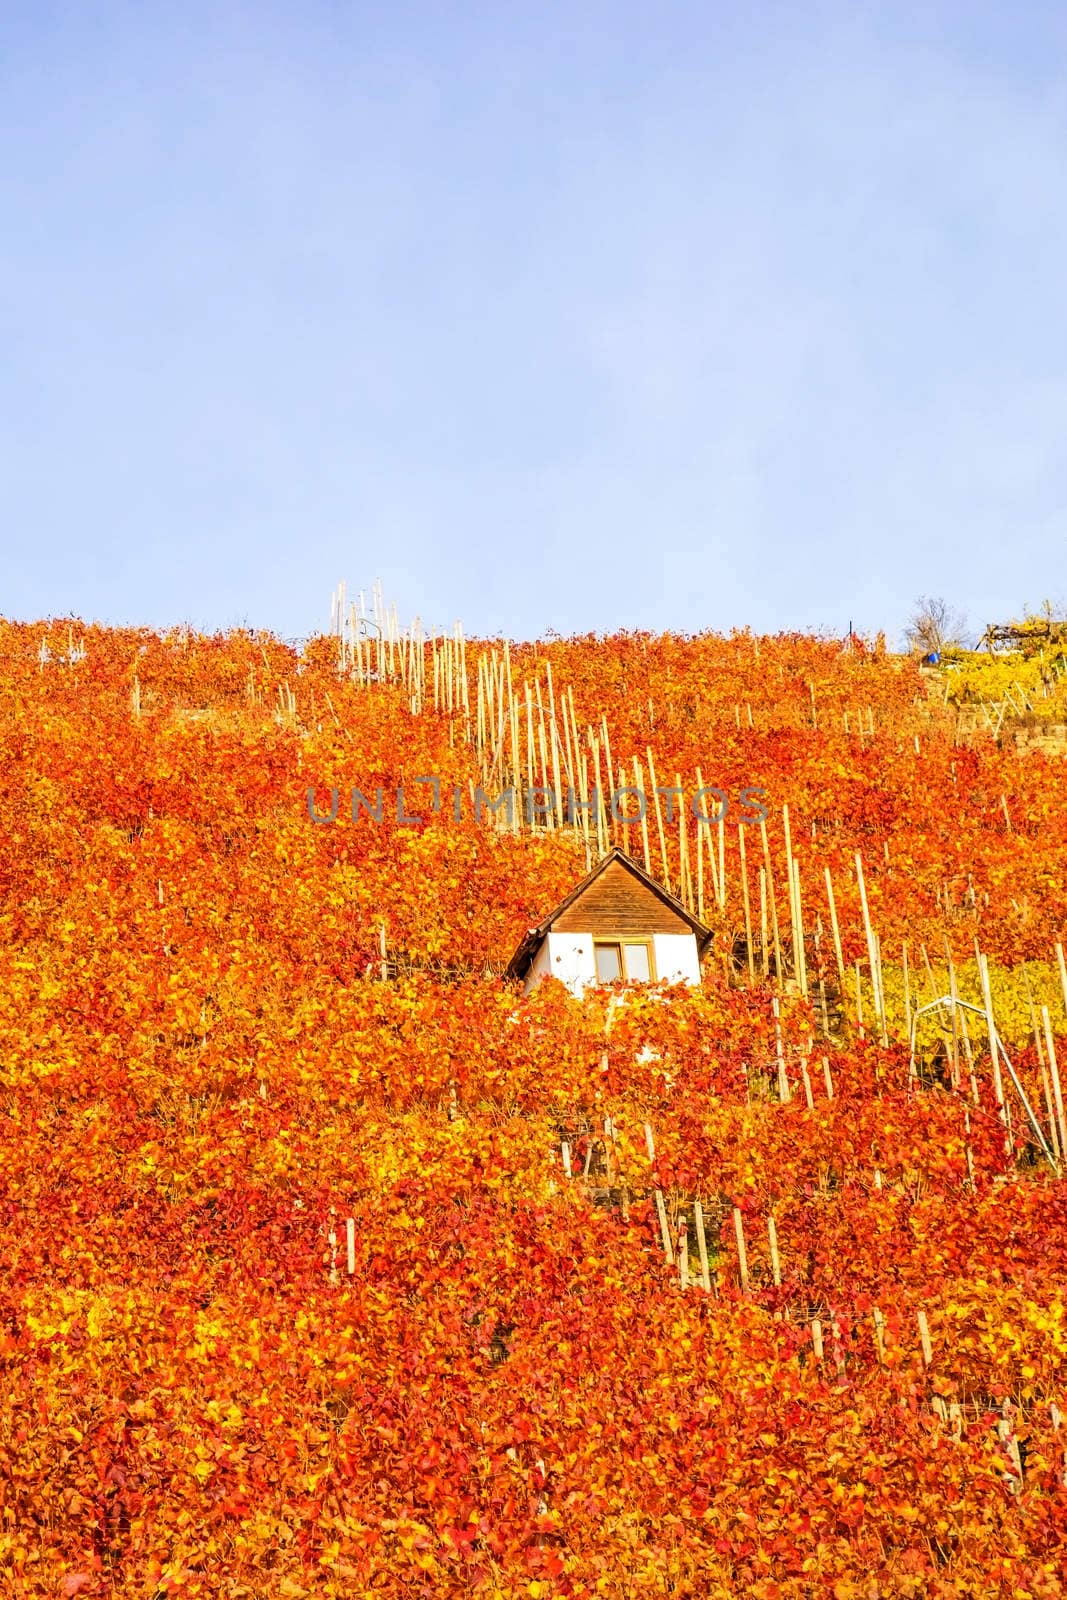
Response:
0,617,1066,1598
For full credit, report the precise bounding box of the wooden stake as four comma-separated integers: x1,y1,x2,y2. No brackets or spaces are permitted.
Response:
761,818,782,980
1041,1056,1061,1164
767,1214,782,1287
977,952,1007,1126
855,852,883,1036
592,735,606,854
800,1057,814,1110
646,746,670,888
632,756,651,874
783,806,798,971
677,770,692,911
654,1189,673,1262
600,714,614,846
791,854,808,998
824,867,845,992
772,996,790,1103
697,766,720,907
1041,1006,1067,1158
525,683,535,825
732,1207,749,1293
739,825,754,980
944,939,962,1090
717,811,726,913
872,1307,886,1364
693,1200,711,1292
759,866,769,977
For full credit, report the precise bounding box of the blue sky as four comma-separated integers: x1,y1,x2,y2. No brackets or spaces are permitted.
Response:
3,2,1066,644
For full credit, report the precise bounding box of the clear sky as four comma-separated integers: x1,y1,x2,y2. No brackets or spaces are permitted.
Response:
3,2,1066,644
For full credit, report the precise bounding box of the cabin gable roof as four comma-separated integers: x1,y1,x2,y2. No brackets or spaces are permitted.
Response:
505,848,713,981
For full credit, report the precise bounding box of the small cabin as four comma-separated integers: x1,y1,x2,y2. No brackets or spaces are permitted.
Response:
505,847,713,998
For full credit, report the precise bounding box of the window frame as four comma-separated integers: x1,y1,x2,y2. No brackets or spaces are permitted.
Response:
592,937,657,985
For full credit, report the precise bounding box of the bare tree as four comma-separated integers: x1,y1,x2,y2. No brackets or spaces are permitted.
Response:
905,596,967,657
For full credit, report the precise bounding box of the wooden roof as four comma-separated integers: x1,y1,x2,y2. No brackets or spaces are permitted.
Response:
505,847,713,981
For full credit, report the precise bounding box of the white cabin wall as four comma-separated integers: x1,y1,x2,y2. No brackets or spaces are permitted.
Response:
652,932,701,986
523,938,553,994
523,932,595,997
525,931,700,996
547,932,596,996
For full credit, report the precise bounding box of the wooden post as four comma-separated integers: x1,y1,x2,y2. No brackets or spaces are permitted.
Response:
717,811,726,913
739,824,754,981
592,735,606,854
917,1308,933,1368
676,771,692,911
759,866,769,977
632,756,651,874
346,1217,356,1276
945,940,961,1090
654,1189,673,1262
693,1200,711,1292
535,682,551,824
791,854,808,998
761,818,782,981
644,1122,656,1160
1041,1006,1067,1158
525,683,536,828
677,1224,689,1291
560,1141,572,1179
824,867,845,994
811,1319,824,1362
546,666,564,829
978,953,1008,1139
646,746,670,889
772,996,790,1103
732,1207,749,1293
767,1214,782,1287
783,806,798,974
872,1307,886,1365
821,1054,834,1100
800,1058,814,1110
855,852,883,1037
1040,1057,1062,1164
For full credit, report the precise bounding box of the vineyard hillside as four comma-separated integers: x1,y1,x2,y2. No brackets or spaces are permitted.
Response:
2,615,1067,1598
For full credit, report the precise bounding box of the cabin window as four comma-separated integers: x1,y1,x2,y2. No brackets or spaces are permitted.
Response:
623,941,652,981
594,942,623,983
594,940,655,983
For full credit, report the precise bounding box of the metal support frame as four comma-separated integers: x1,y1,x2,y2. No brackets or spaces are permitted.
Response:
909,995,1059,1173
